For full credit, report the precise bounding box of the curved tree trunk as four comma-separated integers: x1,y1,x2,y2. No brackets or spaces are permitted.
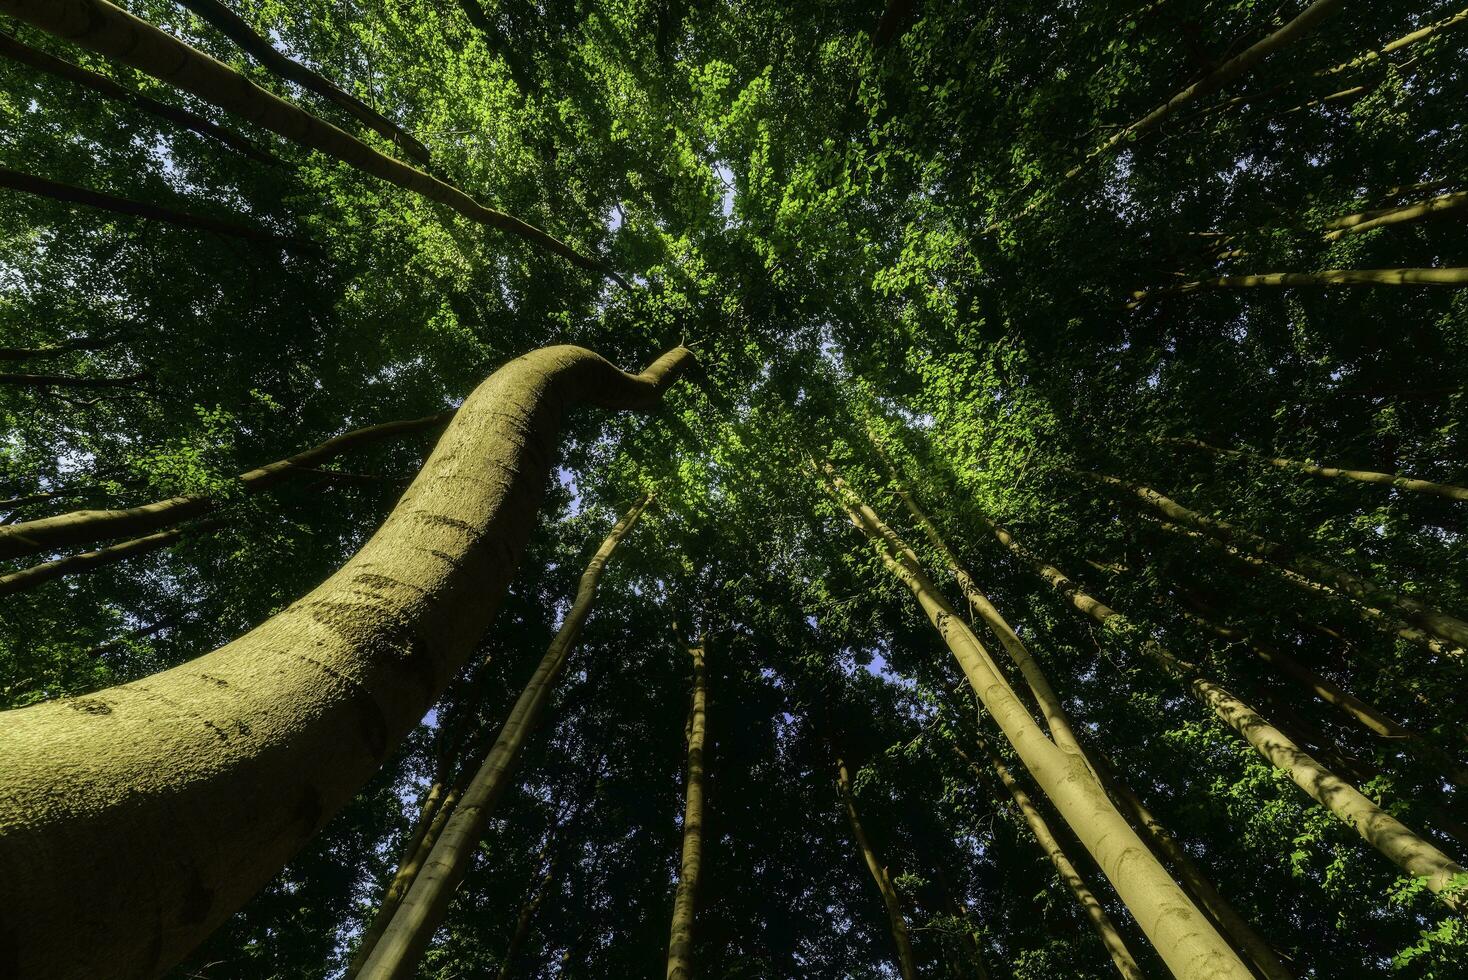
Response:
817,465,1253,980
1157,435,1468,502
0,345,691,980
357,492,655,980
667,637,709,980
172,0,430,164
838,758,918,980
0,29,278,164
0,0,620,282
0,164,291,243
0,410,453,561
951,741,1146,980
1093,473,1468,651
976,518,1468,914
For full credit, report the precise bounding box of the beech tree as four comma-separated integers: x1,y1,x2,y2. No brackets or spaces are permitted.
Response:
2,1,1466,979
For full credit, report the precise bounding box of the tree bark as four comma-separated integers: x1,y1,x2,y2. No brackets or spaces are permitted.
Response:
1156,435,1468,502
1092,473,1468,651
1130,268,1468,305
817,463,1253,980
951,740,1146,980
1155,518,1464,661
497,843,559,980
865,446,1290,978
1060,0,1343,189
0,29,278,164
0,370,147,390
357,492,655,980
344,762,464,979
0,0,621,282
667,637,709,980
1321,7,1468,76
838,757,918,980
0,410,453,561
0,345,691,980
0,521,219,597
1322,190,1468,241
975,517,1468,914
173,0,430,164
0,164,292,243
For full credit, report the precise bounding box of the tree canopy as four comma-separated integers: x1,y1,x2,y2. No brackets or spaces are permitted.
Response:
2,0,1466,977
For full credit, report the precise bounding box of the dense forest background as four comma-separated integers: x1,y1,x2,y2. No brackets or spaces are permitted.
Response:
2,0,1467,977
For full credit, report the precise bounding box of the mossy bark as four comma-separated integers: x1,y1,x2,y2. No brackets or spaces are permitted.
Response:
0,345,691,980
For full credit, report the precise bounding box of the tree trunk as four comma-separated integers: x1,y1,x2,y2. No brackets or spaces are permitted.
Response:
1131,268,1468,305
345,762,465,978
1156,518,1464,661
0,0,620,282
975,517,1468,914
0,345,691,980
951,740,1147,980
357,492,655,980
817,463,1253,980
667,637,709,980
0,521,219,597
1157,435,1468,501
1073,0,1342,176
868,445,1090,759
0,164,291,243
0,29,278,164
0,370,147,389
1321,7,1468,76
1323,190,1467,241
837,758,919,980
173,0,430,164
497,845,559,980
1093,473,1468,651
0,410,452,561
864,445,1290,978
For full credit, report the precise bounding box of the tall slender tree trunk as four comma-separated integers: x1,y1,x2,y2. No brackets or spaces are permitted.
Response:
1086,748,1294,980
172,0,430,164
496,823,563,980
1093,472,1468,651
816,462,1253,980
0,30,278,163
951,740,1147,980
0,165,291,243
0,410,453,560
346,758,467,978
974,517,1468,913
837,758,919,980
1321,7,1468,75
1322,190,1468,241
866,447,1089,761
1130,268,1468,306
1157,436,1468,502
865,442,1289,979
667,637,710,980
0,0,620,281
0,520,221,597
358,493,655,980
0,344,691,980
1156,518,1464,660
